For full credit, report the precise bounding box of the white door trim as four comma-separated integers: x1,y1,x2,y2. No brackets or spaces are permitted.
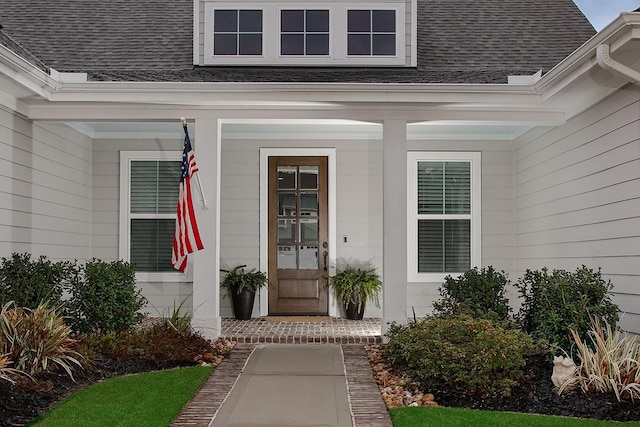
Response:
259,148,337,317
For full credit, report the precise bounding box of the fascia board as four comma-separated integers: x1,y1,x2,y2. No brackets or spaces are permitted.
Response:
0,45,57,99
536,13,640,101
49,81,540,106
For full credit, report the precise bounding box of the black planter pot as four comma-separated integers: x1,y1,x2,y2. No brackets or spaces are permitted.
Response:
231,289,256,320
344,300,365,320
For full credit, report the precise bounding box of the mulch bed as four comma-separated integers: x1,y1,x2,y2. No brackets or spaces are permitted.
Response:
4,346,640,425
435,354,640,422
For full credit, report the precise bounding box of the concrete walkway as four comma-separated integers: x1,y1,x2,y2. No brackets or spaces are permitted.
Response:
171,343,392,427
212,344,352,427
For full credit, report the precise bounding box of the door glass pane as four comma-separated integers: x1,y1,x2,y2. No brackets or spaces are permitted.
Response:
278,166,297,189
278,245,297,269
299,166,318,189
300,193,318,216
300,219,318,242
278,219,297,242
299,245,318,270
278,193,297,216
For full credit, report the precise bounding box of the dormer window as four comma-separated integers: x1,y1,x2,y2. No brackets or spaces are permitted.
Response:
281,10,330,56
347,10,396,56
202,1,406,66
213,9,263,55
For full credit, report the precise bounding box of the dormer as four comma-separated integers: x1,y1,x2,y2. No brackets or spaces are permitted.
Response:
193,0,415,67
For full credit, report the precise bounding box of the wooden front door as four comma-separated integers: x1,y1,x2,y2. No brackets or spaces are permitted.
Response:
268,156,329,315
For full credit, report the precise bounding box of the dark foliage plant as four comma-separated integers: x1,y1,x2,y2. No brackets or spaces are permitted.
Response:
328,264,382,313
66,259,147,334
0,253,80,309
220,265,268,295
433,266,511,322
83,323,214,368
514,265,619,354
383,315,535,399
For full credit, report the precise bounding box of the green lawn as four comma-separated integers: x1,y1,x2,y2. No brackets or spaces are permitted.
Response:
28,366,213,427
390,407,640,427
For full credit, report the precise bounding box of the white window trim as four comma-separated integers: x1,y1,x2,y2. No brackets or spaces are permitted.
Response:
407,151,482,283
119,151,188,283
203,0,405,66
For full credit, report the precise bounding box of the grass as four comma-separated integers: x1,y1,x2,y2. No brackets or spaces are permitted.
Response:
28,366,213,427
390,407,640,426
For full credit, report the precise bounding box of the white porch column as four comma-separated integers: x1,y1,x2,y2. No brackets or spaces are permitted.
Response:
382,120,408,340
191,117,222,340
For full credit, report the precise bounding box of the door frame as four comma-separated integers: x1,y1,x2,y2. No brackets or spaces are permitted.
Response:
260,148,337,317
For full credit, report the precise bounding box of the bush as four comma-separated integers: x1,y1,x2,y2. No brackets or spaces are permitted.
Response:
0,253,80,308
514,265,619,353
433,266,511,321
0,301,82,378
384,315,534,398
561,318,640,402
67,259,147,334
84,323,215,368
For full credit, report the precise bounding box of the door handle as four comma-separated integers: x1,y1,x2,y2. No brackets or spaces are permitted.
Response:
323,250,328,271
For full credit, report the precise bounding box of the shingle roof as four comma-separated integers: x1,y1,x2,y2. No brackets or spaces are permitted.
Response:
0,0,596,83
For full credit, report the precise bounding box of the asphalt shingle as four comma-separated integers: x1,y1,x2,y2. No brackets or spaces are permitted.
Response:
0,0,597,83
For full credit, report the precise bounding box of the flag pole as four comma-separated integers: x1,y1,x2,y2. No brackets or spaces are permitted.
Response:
181,117,208,210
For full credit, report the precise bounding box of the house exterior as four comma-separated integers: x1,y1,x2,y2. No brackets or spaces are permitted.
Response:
0,1,639,339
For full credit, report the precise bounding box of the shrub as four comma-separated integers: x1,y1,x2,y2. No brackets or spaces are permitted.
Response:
67,259,147,334
85,323,214,368
514,265,619,353
0,253,80,308
0,301,82,378
384,315,534,398
560,318,640,402
433,266,511,321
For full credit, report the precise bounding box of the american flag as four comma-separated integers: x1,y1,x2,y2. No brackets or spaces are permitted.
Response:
172,125,204,272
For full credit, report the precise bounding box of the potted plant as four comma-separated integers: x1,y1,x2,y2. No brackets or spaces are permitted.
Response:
220,265,268,320
328,263,382,320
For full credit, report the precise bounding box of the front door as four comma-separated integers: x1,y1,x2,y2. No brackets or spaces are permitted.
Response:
268,156,328,315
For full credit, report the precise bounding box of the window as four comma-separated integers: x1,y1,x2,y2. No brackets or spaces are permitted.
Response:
281,10,329,55
347,9,396,56
407,152,481,282
120,152,181,274
213,9,263,55
203,1,405,66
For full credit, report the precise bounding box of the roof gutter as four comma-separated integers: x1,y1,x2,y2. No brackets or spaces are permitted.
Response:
596,43,640,85
535,13,640,94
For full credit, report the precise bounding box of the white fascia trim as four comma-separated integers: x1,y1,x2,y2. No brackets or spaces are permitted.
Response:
0,44,58,98
535,13,640,97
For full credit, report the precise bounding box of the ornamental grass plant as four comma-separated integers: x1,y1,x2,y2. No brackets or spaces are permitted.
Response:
560,318,640,402
0,301,82,380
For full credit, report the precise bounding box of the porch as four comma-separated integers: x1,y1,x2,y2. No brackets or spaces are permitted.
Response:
219,317,382,344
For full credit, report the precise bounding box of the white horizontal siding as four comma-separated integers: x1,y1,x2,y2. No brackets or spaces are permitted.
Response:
220,138,384,318
0,107,91,261
515,86,640,333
